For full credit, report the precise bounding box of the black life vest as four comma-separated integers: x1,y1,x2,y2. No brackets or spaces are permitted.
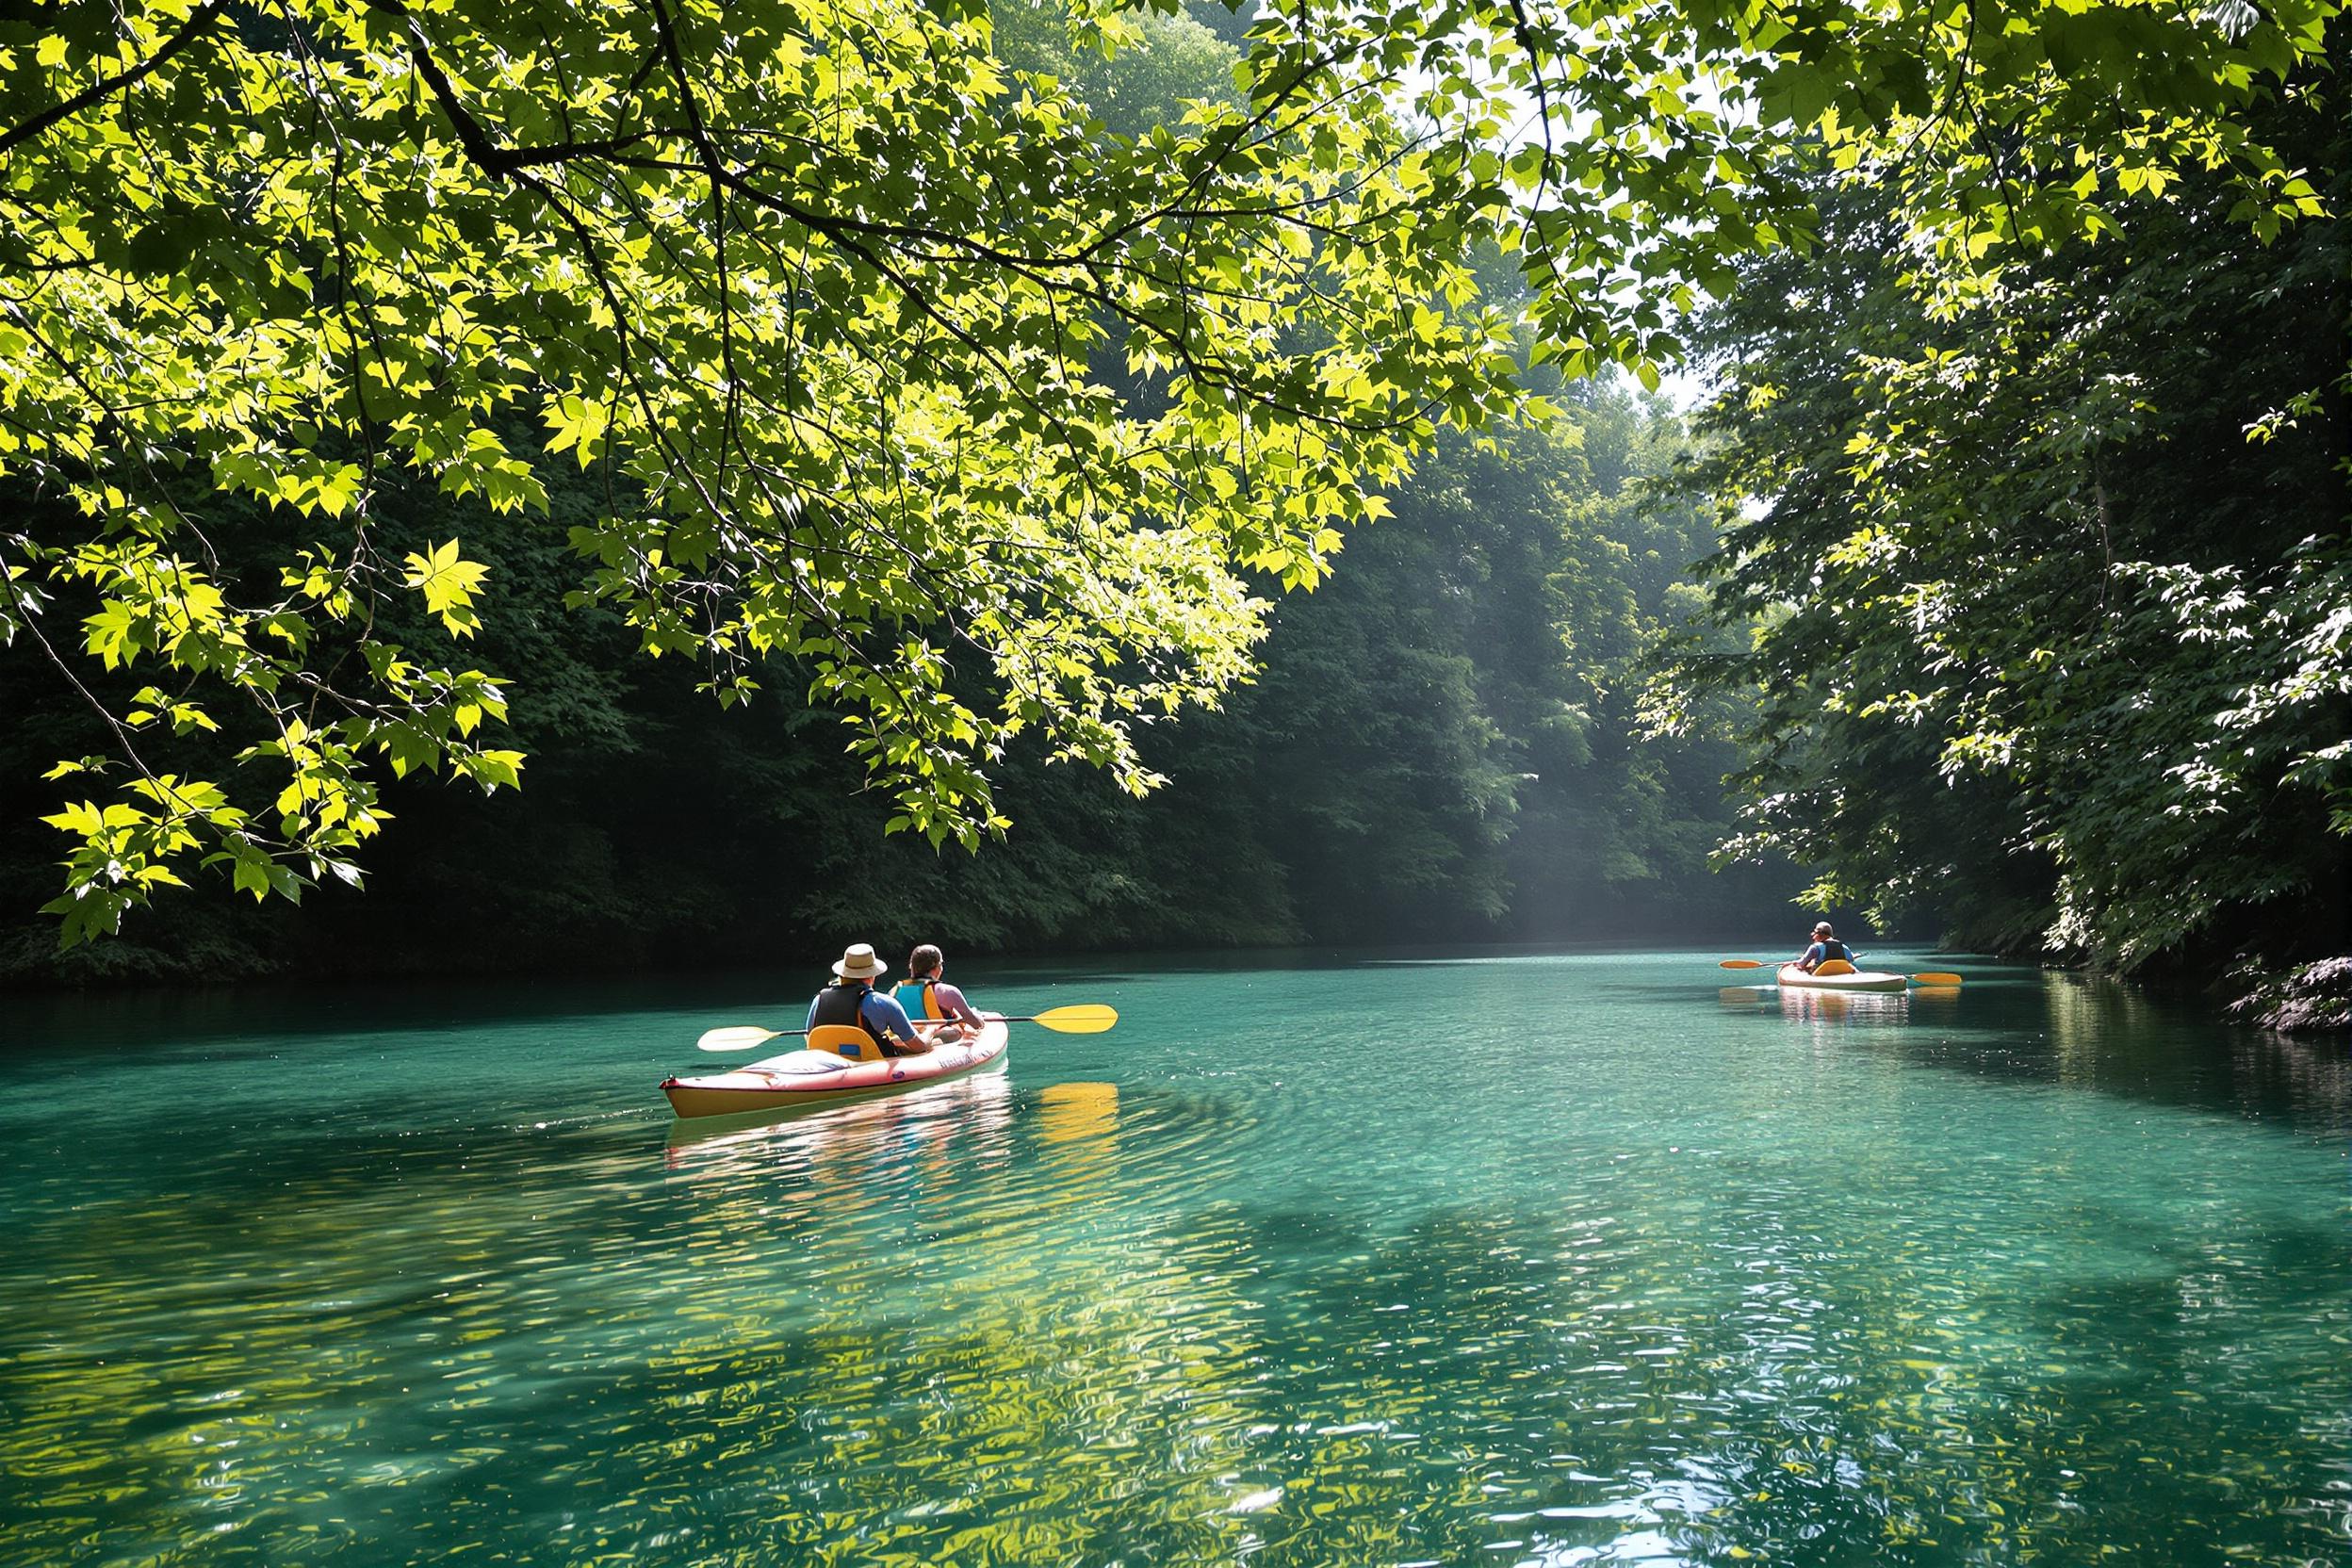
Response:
809,981,889,1053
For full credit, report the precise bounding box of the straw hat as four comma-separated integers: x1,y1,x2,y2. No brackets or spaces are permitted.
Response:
831,942,888,980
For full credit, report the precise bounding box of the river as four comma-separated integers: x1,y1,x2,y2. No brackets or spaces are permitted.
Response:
4,948,2348,1566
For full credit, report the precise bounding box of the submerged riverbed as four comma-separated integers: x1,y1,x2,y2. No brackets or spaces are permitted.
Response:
4,949,2348,1566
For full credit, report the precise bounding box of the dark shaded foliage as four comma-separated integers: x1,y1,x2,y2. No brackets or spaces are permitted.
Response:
1661,49,2349,1019
0,391,1795,985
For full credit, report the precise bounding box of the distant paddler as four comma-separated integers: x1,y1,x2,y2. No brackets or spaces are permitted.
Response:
1789,922,1857,975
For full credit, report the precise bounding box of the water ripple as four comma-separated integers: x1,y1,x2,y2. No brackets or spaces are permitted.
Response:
4,956,2350,1565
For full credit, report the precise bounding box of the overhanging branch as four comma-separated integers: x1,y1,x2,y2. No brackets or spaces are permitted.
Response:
0,2,228,156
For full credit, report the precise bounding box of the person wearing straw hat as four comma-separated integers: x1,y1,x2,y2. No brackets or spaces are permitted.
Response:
806,942,929,1058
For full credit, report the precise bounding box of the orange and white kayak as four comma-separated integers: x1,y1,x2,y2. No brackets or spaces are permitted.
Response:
1776,962,1907,993
661,1016,1009,1119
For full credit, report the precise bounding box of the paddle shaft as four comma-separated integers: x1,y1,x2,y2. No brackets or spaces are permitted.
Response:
727,1015,999,1045
783,1013,1064,1036
697,1003,1118,1053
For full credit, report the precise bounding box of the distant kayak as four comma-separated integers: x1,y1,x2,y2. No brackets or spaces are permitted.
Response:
662,1016,1009,1119
1776,963,1907,993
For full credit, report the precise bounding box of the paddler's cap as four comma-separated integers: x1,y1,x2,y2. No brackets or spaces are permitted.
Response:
831,942,888,980
1813,922,1834,937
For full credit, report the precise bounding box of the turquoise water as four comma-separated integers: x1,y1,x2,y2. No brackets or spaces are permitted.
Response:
3,949,2348,1566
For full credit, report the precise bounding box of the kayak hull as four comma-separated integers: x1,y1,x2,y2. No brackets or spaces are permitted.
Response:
662,1017,1009,1119
1777,964,1907,993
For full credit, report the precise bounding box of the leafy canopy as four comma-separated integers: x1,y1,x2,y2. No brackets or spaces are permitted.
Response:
0,0,2332,942
1655,68,2347,974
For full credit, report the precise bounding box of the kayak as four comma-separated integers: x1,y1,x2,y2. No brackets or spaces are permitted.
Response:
1776,963,1907,993
661,1016,1009,1119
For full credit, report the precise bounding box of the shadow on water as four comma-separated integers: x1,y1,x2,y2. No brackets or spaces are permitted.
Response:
1,961,1151,1057
0,943,1913,1056
1695,961,2352,1140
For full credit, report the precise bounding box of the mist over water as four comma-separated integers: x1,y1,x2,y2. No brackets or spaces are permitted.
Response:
5,950,2349,1566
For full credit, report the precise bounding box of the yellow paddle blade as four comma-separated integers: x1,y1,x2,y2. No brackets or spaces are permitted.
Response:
696,1025,785,1054
1030,1004,1119,1033
1909,972,1964,986
1718,959,1767,970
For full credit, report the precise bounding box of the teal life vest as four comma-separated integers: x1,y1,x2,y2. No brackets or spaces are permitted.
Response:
893,975,946,1021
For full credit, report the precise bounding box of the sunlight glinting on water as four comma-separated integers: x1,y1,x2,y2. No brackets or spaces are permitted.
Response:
3,951,2349,1565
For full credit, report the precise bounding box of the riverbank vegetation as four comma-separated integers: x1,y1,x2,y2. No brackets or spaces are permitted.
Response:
1,1,2342,1023
1,377,1797,978
1655,57,2348,1025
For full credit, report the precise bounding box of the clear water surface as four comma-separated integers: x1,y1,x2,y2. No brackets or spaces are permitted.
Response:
3,948,2348,1567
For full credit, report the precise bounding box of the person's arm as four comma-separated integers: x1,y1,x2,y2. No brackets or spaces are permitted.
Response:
866,991,926,1052
935,981,985,1030
808,992,823,1032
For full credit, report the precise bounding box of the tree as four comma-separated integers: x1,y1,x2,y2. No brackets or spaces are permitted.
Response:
0,382,1797,981
0,0,2331,944
1657,46,2349,1002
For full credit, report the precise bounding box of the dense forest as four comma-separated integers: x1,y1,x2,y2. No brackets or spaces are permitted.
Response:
1,2,2344,1026
0,375,1801,982
1658,46,2349,1027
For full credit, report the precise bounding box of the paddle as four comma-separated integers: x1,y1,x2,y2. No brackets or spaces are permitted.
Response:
696,1003,1119,1053
1717,958,1963,986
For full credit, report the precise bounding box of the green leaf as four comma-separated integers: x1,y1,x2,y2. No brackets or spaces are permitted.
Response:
401,540,492,639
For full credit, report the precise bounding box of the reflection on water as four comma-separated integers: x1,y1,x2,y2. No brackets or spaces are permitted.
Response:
1772,986,1917,1029
662,1066,1018,1168
3,951,2350,1566
1038,1079,1119,1146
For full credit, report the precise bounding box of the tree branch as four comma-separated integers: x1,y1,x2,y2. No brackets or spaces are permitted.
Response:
365,0,668,176
0,2,224,157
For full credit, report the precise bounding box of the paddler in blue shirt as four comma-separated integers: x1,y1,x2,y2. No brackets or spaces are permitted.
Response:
807,942,930,1058
1791,922,1857,973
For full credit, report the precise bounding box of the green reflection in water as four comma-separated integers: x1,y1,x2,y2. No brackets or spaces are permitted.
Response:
3,951,2349,1565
